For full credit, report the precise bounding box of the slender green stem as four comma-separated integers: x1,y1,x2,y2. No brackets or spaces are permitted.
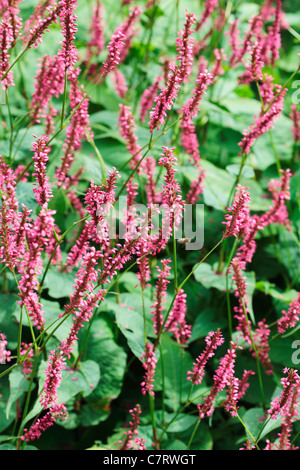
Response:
236,412,260,450
60,68,68,130
173,225,178,292
186,418,201,450
225,238,239,339
159,340,166,426
17,307,23,363
86,130,107,184
241,298,266,411
17,353,40,446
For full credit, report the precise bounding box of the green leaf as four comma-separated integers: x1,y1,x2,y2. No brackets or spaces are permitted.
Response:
43,268,76,299
240,407,265,443
0,375,16,433
85,317,127,403
15,182,39,215
193,262,232,291
154,335,195,411
164,413,198,433
190,308,227,342
6,368,31,420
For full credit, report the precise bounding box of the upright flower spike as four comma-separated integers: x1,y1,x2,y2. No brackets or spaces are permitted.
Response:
197,340,241,419
239,40,264,84
176,10,197,83
278,294,300,334
253,320,273,375
230,256,252,344
24,0,57,33
17,208,57,329
62,247,100,318
40,350,65,410
151,259,172,335
211,48,227,80
59,289,105,359
158,146,184,239
143,156,160,205
195,0,218,32
140,342,157,397
232,15,263,67
29,54,65,125
86,0,105,59
222,369,255,418
25,2,62,50
118,104,143,171
268,368,300,419
58,0,79,70
179,69,213,121
274,381,300,450
222,185,251,239
100,30,125,80
181,68,210,154
55,73,92,188
0,332,11,364
0,157,31,270
264,0,282,66
84,169,119,244
148,64,182,133
113,6,141,64
187,329,224,385
31,134,53,207
21,404,67,442
140,75,162,123
119,405,142,450
238,85,287,155
258,168,292,229
0,18,14,89
165,289,191,345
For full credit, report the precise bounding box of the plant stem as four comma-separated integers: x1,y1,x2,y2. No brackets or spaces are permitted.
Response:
186,418,201,450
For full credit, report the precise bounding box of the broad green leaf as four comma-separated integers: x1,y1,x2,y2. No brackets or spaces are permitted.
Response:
44,268,76,299
6,369,31,420
190,308,227,342
154,335,195,411
85,318,127,403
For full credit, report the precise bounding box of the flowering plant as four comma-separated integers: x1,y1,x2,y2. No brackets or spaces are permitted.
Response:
0,0,299,451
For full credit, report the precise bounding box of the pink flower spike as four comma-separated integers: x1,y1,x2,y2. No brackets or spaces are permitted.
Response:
119,405,142,450
151,259,172,335
58,0,79,70
22,404,67,442
222,185,251,239
268,368,300,420
86,0,105,58
165,288,191,345
40,350,66,409
278,294,300,334
0,332,11,364
148,65,182,133
197,340,241,419
187,329,224,385
176,10,197,83
141,342,157,397
31,134,53,207
140,75,162,123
